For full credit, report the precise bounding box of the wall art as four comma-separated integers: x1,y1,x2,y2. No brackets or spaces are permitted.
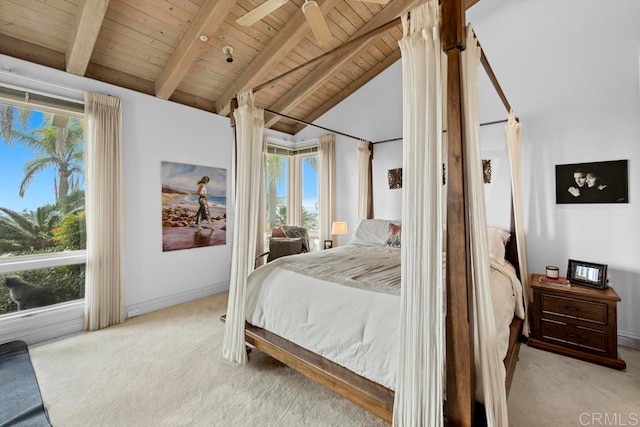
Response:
555,160,628,204
161,161,227,251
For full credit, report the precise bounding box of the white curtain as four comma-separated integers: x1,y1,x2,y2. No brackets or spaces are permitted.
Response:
255,135,268,266
393,2,445,425
223,91,264,364
506,112,530,336
461,26,508,426
356,141,371,220
83,92,124,331
288,155,302,226
318,135,336,243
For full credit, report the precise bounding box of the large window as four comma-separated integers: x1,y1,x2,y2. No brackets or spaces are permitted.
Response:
0,88,86,317
300,154,319,251
264,148,320,251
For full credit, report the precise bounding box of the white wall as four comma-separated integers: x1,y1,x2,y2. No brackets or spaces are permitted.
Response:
0,54,234,321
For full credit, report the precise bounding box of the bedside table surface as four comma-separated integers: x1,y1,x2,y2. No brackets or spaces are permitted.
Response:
531,274,620,301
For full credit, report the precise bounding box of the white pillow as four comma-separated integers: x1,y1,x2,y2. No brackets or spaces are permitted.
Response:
350,219,400,245
487,227,511,264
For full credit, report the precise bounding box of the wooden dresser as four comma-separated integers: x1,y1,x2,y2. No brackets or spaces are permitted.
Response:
529,273,626,369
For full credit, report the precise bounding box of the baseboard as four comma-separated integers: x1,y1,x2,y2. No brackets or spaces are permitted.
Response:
0,281,229,346
619,331,640,350
124,281,229,319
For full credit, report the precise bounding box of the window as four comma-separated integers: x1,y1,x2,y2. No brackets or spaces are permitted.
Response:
264,146,320,251
300,154,319,251
0,87,86,317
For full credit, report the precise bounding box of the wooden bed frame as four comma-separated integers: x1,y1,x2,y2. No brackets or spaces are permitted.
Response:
227,1,522,424
221,315,523,424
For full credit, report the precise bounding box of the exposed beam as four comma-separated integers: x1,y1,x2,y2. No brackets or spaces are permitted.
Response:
263,0,422,129
293,48,401,134
155,0,236,100
66,0,110,76
0,34,65,71
254,17,401,93
214,0,341,117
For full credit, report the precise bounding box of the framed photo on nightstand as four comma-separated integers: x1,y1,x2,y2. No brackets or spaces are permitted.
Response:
323,240,333,250
567,259,607,289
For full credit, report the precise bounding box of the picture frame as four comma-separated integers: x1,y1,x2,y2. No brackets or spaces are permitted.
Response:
555,160,628,204
567,259,608,289
323,240,333,250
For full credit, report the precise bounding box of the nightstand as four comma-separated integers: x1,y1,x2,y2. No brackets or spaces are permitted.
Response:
528,273,626,369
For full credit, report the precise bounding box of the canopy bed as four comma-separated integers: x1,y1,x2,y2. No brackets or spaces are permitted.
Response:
222,1,531,425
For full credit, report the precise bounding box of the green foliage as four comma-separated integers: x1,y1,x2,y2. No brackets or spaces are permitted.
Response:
0,264,85,315
53,211,86,250
0,205,60,254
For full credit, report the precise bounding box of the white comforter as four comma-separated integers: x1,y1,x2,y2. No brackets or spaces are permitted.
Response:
245,243,524,392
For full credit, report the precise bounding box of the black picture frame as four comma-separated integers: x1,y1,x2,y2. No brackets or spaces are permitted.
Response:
555,159,628,204
567,259,608,289
323,240,333,250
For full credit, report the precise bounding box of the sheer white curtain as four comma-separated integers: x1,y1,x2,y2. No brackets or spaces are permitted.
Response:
223,91,264,364
288,156,302,226
506,112,530,336
255,135,268,266
318,135,336,243
83,92,124,331
356,141,371,220
461,26,508,426
393,2,445,425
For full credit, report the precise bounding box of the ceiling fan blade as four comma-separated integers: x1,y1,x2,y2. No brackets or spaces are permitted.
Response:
302,1,333,46
237,0,288,26
350,0,390,4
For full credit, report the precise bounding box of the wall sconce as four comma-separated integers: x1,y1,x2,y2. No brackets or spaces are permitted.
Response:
222,46,234,63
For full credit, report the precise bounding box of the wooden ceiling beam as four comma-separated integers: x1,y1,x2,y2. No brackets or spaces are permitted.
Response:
154,0,236,100
292,48,401,134
213,0,342,117
66,0,110,76
0,34,65,71
263,0,423,128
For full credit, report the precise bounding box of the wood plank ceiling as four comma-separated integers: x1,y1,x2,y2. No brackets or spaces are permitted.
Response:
0,0,477,134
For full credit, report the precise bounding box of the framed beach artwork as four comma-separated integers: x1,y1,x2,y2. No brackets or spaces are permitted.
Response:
161,161,227,251
555,160,628,204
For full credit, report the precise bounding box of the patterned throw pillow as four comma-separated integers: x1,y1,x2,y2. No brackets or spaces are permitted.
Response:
384,223,401,248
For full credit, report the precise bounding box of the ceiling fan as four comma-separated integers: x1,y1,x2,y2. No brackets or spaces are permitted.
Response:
236,0,391,46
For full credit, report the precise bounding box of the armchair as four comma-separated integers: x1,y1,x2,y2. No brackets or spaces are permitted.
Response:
256,226,309,265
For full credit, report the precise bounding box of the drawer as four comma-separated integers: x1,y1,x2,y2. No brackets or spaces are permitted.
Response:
541,294,607,325
541,319,608,353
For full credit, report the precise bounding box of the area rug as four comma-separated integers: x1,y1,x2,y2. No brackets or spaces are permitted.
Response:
0,340,50,426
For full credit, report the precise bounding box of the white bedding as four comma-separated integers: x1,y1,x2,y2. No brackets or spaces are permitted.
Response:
245,242,524,392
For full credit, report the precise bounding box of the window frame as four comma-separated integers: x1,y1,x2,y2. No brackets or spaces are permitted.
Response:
0,85,87,320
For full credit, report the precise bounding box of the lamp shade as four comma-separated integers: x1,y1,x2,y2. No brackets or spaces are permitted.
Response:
331,221,348,235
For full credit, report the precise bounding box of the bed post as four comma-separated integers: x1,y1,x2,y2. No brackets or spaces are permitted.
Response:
442,0,474,425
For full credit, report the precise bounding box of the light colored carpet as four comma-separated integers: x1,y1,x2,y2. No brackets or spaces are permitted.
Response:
29,293,639,426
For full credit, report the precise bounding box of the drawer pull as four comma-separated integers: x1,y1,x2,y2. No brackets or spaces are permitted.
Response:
564,306,580,312
566,333,579,338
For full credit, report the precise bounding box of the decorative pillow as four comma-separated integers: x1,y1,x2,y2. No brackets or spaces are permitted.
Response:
384,223,401,248
487,227,510,264
350,219,400,246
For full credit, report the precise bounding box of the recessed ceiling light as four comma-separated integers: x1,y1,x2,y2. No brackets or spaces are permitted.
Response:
199,34,208,42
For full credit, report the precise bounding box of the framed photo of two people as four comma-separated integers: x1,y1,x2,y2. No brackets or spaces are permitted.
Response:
555,159,628,204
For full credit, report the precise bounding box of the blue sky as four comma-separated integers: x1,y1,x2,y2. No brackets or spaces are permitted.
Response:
0,110,64,212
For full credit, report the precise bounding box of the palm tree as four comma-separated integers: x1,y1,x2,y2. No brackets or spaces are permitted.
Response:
0,206,60,254
14,117,84,202
0,104,31,146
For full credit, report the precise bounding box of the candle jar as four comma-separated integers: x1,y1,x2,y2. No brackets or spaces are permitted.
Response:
546,265,560,279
